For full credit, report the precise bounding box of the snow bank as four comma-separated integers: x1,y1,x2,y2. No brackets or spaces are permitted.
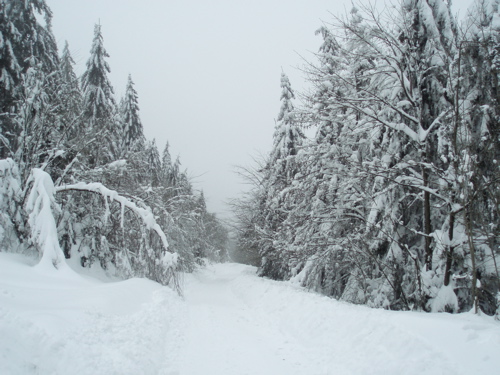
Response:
0,252,185,375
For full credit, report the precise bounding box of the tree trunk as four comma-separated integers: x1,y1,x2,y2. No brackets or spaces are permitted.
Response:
444,211,455,286
423,167,433,271
465,207,479,313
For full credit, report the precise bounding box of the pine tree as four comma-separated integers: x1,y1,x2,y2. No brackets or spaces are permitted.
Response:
269,73,304,171
313,1,459,309
310,26,343,145
0,0,230,294
235,1,470,312
120,74,144,157
0,0,59,159
81,23,117,167
58,41,82,123
0,3,22,123
161,141,178,199
456,0,500,314
162,142,172,168
146,139,162,187
285,16,377,301
55,41,82,163
13,59,55,182
258,73,304,279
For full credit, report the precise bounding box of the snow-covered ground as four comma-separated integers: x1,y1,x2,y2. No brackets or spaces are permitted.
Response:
1,253,500,375
0,253,185,375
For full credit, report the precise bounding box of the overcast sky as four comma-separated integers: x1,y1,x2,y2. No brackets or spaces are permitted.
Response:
46,0,472,220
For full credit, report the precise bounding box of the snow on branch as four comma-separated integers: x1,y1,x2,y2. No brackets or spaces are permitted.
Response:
55,182,177,267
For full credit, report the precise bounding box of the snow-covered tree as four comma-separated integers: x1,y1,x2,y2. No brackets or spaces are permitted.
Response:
119,74,145,156
0,0,59,159
0,0,229,297
257,73,305,279
452,0,500,314
81,23,117,166
234,1,500,314
146,139,162,187
57,41,82,134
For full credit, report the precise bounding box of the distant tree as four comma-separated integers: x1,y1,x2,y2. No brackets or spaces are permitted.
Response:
146,139,162,187
161,142,173,185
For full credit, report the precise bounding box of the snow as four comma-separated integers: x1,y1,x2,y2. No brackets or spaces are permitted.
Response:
2,256,500,375
107,159,127,169
0,252,184,375
25,169,67,270
430,284,459,313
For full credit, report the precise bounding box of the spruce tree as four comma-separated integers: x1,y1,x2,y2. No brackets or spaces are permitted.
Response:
161,142,172,179
457,0,500,314
269,73,304,171
120,74,144,157
56,41,82,146
146,139,162,187
280,25,358,298
258,73,304,279
0,3,22,124
0,0,59,159
81,23,117,166
161,141,176,197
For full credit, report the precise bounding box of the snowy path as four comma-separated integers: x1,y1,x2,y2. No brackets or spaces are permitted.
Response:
2,254,500,374
178,265,315,374
178,263,500,375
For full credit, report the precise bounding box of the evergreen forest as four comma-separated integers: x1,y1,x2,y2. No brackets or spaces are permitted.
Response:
0,0,229,292
233,0,500,315
2,0,500,318
4,1,500,373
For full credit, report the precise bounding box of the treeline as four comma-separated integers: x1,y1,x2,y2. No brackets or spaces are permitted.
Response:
233,0,500,315
0,0,228,289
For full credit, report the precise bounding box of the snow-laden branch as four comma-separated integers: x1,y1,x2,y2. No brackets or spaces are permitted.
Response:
55,182,177,267
417,110,448,143
394,175,449,203
25,169,67,270
339,99,420,142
